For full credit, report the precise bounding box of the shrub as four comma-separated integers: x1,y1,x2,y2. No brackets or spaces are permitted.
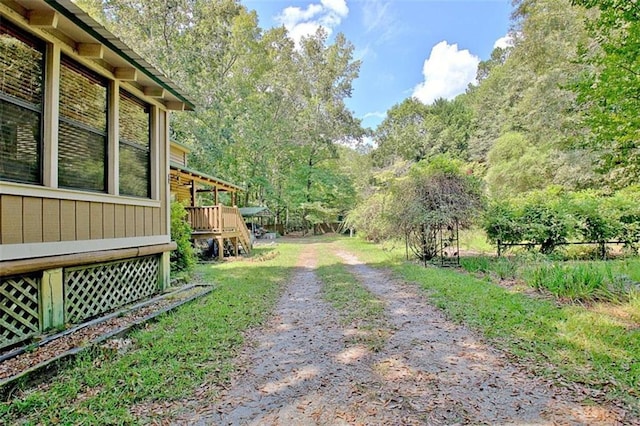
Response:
170,201,195,273
484,187,640,255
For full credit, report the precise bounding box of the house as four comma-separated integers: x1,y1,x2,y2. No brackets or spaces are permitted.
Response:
169,142,251,259
0,0,195,350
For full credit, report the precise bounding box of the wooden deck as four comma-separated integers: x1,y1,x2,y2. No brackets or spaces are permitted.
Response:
185,205,252,258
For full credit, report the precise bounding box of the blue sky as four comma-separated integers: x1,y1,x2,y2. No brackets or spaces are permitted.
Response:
240,0,513,130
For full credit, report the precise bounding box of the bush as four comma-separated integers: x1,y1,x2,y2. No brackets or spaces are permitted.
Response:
484,187,640,254
170,201,195,273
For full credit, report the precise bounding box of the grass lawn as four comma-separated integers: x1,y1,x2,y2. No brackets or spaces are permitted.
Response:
2,235,638,422
336,236,640,415
0,244,300,425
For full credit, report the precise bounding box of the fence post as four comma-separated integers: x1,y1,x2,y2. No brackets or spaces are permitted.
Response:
497,240,502,257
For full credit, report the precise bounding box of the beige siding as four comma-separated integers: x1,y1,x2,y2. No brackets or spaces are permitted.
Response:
76,201,90,240
152,207,161,236
0,195,164,245
1,195,22,244
60,200,76,241
170,145,188,166
43,198,61,242
23,197,43,243
135,206,145,237
114,204,126,238
144,207,153,236
103,203,115,239
170,179,192,205
125,205,136,238
90,202,103,239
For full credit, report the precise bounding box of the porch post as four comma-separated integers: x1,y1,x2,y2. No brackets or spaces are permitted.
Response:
190,179,197,207
216,237,224,260
41,268,64,331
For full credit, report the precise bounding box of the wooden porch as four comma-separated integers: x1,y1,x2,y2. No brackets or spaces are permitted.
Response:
169,142,250,258
185,205,252,259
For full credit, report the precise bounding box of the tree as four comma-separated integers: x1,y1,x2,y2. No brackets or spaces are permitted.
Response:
572,0,640,188
373,97,472,166
485,132,551,198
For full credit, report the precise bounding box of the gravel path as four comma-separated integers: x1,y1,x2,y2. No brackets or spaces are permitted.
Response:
175,241,630,425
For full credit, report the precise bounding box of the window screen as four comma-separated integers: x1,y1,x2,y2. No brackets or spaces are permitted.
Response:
58,55,107,191
0,21,43,184
119,90,150,198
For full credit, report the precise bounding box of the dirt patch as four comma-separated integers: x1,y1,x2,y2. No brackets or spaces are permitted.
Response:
169,241,634,425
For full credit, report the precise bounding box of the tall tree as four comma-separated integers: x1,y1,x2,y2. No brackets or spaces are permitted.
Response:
572,0,640,188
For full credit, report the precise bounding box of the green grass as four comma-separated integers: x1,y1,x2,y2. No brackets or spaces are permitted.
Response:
458,228,494,254
460,256,519,280
0,244,299,425
315,244,388,351
335,236,640,414
523,262,632,303
460,254,640,304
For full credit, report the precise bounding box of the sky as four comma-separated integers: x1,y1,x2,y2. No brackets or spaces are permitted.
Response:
240,0,513,130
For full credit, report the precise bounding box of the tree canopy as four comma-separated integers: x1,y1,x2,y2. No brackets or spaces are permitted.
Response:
75,0,639,242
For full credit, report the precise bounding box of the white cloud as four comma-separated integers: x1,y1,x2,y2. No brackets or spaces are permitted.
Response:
412,41,479,105
364,111,386,120
321,0,348,16
362,0,390,33
493,33,514,49
276,0,348,46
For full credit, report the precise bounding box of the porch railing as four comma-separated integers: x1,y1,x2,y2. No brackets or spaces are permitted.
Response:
185,205,237,233
184,205,252,252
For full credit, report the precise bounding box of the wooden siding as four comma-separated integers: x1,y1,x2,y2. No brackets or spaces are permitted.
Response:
170,178,192,204
170,144,188,167
0,194,164,244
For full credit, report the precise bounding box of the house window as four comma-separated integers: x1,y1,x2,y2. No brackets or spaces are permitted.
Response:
119,90,150,198
0,21,44,184
58,55,107,192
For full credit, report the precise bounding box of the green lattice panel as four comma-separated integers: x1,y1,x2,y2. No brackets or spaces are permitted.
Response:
64,255,159,324
0,275,40,350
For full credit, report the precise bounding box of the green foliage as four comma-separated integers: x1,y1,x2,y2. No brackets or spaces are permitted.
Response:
373,97,472,167
572,0,640,188
170,201,195,273
344,192,394,243
460,256,518,280
523,261,631,303
350,156,485,261
485,187,640,253
485,132,551,197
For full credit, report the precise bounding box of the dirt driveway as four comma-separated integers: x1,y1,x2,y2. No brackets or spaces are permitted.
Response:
176,241,629,425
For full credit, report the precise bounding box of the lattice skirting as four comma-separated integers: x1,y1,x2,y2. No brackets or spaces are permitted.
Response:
0,274,40,350
64,255,160,324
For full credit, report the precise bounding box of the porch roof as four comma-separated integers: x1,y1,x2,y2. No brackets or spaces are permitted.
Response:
170,163,244,193
239,206,273,218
